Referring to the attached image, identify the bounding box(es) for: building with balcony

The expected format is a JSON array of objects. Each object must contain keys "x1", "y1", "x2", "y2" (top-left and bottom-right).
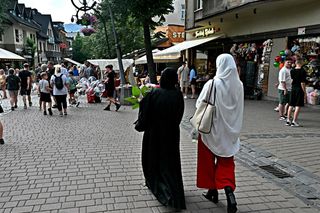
[
  {"x1": 32, "y1": 10, "x2": 62, "y2": 64},
  {"x1": 0, "y1": 1, "x2": 41, "y2": 65},
  {"x1": 183, "y1": 0, "x2": 320, "y2": 99}
]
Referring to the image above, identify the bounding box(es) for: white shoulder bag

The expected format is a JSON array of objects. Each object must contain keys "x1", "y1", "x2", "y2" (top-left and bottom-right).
[{"x1": 190, "y1": 81, "x2": 216, "y2": 134}]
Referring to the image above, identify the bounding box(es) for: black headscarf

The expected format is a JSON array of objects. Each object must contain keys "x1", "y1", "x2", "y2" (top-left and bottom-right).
[{"x1": 160, "y1": 68, "x2": 178, "y2": 90}]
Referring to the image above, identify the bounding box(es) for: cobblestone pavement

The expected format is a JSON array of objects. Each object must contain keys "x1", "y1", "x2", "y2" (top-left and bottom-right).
[{"x1": 0, "y1": 95, "x2": 319, "y2": 213}]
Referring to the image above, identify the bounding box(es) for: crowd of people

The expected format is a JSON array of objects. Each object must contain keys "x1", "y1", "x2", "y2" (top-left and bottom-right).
[{"x1": 0, "y1": 61, "x2": 121, "y2": 145}]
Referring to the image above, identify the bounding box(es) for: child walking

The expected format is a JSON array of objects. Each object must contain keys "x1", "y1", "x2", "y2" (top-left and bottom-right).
[
  {"x1": 67, "y1": 71, "x2": 78, "y2": 105},
  {"x1": 38, "y1": 72, "x2": 53, "y2": 115}
]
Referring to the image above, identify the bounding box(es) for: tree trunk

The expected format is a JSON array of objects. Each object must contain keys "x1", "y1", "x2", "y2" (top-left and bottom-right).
[
  {"x1": 102, "y1": 20, "x2": 112, "y2": 58},
  {"x1": 142, "y1": 21, "x2": 157, "y2": 84}
]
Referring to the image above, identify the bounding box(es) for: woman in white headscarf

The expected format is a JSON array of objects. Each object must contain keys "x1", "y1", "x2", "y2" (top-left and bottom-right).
[{"x1": 196, "y1": 53, "x2": 243, "y2": 213}]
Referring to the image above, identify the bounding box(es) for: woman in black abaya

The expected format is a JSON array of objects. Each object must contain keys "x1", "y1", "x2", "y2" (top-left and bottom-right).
[{"x1": 136, "y1": 68, "x2": 186, "y2": 210}]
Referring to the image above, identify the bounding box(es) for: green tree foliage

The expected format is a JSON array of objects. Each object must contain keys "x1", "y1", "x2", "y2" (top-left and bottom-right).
[
  {"x1": 0, "y1": 0, "x2": 9, "y2": 33},
  {"x1": 24, "y1": 38, "x2": 37, "y2": 67},
  {"x1": 103, "y1": 0, "x2": 174, "y2": 83},
  {"x1": 72, "y1": 33, "x2": 93, "y2": 63},
  {"x1": 92, "y1": 1, "x2": 145, "y2": 59}
]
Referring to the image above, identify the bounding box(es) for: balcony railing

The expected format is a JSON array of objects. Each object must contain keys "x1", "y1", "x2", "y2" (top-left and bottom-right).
[{"x1": 45, "y1": 50, "x2": 62, "y2": 58}]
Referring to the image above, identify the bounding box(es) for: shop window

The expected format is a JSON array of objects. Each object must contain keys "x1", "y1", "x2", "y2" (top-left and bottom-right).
[
  {"x1": 15, "y1": 29, "x2": 20, "y2": 43},
  {"x1": 181, "y1": 4, "x2": 185, "y2": 20}
]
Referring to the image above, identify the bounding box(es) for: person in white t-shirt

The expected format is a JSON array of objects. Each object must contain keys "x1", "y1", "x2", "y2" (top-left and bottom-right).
[
  {"x1": 177, "y1": 61, "x2": 189, "y2": 99},
  {"x1": 50, "y1": 66, "x2": 69, "y2": 117},
  {"x1": 60, "y1": 63, "x2": 69, "y2": 77},
  {"x1": 277, "y1": 58, "x2": 292, "y2": 120}
]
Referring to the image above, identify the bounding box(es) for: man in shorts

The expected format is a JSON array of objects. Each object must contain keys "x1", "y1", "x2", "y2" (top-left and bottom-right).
[
  {"x1": 278, "y1": 58, "x2": 292, "y2": 120},
  {"x1": 6, "y1": 68, "x2": 20, "y2": 110},
  {"x1": 177, "y1": 61, "x2": 189, "y2": 99},
  {"x1": 19, "y1": 63, "x2": 32, "y2": 109}
]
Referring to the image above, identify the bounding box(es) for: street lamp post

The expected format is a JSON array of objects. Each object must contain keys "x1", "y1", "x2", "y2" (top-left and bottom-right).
[{"x1": 70, "y1": 0, "x2": 127, "y2": 103}]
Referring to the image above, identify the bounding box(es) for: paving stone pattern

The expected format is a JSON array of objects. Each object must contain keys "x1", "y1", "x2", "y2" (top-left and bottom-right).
[{"x1": 0, "y1": 96, "x2": 319, "y2": 212}]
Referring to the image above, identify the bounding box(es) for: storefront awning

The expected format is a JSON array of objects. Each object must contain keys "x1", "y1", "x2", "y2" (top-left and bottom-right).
[
  {"x1": 154, "y1": 35, "x2": 223, "y2": 58},
  {"x1": 87, "y1": 59, "x2": 134, "y2": 72},
  {"x1": 135, "y1": 49, "x2": 180, "y2": 65},
  {"x1": 63, "y1": 58, "x2": 82, "y2": 66},
  {"x1": 0, "y1": 48, "x2": 25, "y2": 61}
]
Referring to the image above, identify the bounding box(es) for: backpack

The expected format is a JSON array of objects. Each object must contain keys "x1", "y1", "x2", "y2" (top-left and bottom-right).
[{"x1": 54, "y1": 74, "x2": 64, "y2": 90}]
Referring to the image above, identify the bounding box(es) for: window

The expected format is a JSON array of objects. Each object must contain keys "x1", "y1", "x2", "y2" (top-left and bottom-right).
[
  {"x1": 181, "y1": 4, "x2": 185, "y2": 20},
  {"x1": 196, "y1": 0, "x2": 203, "y2": 10},
  {"x1": 15, "y1": 29, "x2": 19, "y2": 42}
]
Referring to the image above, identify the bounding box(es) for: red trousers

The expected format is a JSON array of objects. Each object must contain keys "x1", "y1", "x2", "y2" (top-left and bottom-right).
[{"x1": 197, "y1": 135, "x2": 236, "y2": 191}]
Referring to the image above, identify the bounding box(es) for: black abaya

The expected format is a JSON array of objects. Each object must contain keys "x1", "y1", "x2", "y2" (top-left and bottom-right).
[{"x1": 138, "y1": 88, "x2": 186, "y2": 210}]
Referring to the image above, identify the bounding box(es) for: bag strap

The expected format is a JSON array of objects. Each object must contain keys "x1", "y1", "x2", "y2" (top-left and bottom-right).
[{"x1": 206, "y1": 80, "x2": 216, "y2": 105}]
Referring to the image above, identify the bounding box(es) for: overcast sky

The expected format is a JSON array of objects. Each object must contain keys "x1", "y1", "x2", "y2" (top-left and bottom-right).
[{"x1": 19, "y1": 0, "x2": 89, "y2": 24}]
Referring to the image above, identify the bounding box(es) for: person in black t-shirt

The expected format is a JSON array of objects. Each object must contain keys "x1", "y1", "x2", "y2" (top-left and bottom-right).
[
  {"x1": 6, "y1": 68, "x2": 21, "y2": 110},
  {"x1": 18, "y1": 63, "x2": 32, "y2": 109},
  {"x1": 103, "y1": 65, "x2": 121, "y2": 111},
  {"x1": 286, "y1": 59, "x2": 307, "y2": 127}
]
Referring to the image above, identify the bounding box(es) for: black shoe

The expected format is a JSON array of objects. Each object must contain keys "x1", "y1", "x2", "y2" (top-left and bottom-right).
[
  {"x1": 202, "y1": 189, "x2": 218, "y2": 204},
  {"x1": 225, "y1": 186, "x2": 237, "y2": 213},
  {"x1": 14, "y1": 105, "x2": 18, "y2": 108},
  {"x1": 0, "y1": 138, "x2": 4, "y2": 144},
  {"x1": 11, "y1": 107, "x2": 14, "y2": 111},
  {"x1": 43, "y1": 111, "x2": 47, "y2": 115},
  {"x1": 104, "y1": 105, "x2": 110, "y2": 111},
  {"x1": 52, "y1": 104, "x2": 57, "y2": 108},
  {"x1": 48, "y1": 108, "x2": 53, "y2": 116},
  {"x1": 29, "y1": 102, "x2": 32, "y2": 107},
  {"x1": 76, "y1": 102, "x2": 80, "y2": 107},
  {"x1": 115, "y1": 103, "x2": 121, "y2": 111}
]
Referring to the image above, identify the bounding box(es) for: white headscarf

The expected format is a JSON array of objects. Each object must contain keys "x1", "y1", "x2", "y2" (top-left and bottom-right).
[{"x1": 196, "y1": 53, "x2": 244, "y2": 157}]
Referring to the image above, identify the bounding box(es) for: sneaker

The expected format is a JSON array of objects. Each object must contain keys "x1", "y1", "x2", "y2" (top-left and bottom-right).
[
  {"x1": 48, "y1": 108, "x2": 53, "y2": 116},
  {"x1": 279, "y1": 116, "x2": 286, "y2": 121},
  {"x1": 59, "y1": 112, "x2": 63, "y2": 117},
  {"x1": 0, "y1": 138, "x2": 4, "y2": 144},
  {"x1": 64, "y1": 112, "x2": 67, "y2": 116},
  {"x1": 115, "y1": 103, "x2": 121, "y2": 112},
  {"x1": 291, "y1": 121, "x2": 300, "y2": 127},
  {"x1": 184, "y1": 96, "x2": 188, "y2": 99},
  {"x1": 43, "y1": 111, "x2": 47, "y2": 115},
  {"x1": 285, "y1": 120, "x2": 291, "y2": 126},
  {"x1": 24, "y1": 104, "x2": 27, "y2": 109},
  {"x1": 274, "y1": 106, "x2": 279, "y2": 112},
  {"x1": 29, "y1": 102, "x2": 32, "y2": 107}
]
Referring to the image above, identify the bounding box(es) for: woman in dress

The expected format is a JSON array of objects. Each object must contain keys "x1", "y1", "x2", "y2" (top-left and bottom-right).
[
  {"x1": 196, "y1": 54, "x2": 244, "y2": 213},
  {"x1": 136, "y1": 68, "x2": 186, "y2": 210}
]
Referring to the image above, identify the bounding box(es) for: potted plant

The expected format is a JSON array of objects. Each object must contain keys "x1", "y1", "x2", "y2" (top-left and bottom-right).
[{"x1": 80, "y1": 27, "x2": 96, "y2": 36}]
